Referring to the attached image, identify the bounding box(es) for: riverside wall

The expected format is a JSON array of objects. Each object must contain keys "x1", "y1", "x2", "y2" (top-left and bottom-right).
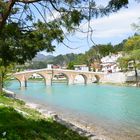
[{"x1": 102, "y1": 72, "x2": 140, "y2": 84}]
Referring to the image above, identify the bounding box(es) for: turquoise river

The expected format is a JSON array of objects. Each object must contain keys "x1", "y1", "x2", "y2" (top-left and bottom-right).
[{"x1": 7, "y1": 81, "x2": 140, "y2": 140}]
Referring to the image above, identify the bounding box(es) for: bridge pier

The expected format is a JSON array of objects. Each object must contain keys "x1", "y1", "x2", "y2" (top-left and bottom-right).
[
  {"x1": 86, "y1": 76, "x2": 93, "y2": 84},
  {"x1": 45, "y1": 78, "x2": 52, "y2": 86},
  {"x1": 20, "y1": 81, "x2": 25, "y2": 87},
  {"x1": 68, "y1": 79, "x2": 74, "y2": 85},
  {"x1": 19, "y1": 80, "x2": 27, "y2": 87},
  {"x1": 14, "y1": 75, "x2": 27, "y2": 88},
  {"x1": 44, "y1": 74, "x2": 53, "y2": 86},
  {"x1": 86, "y1": 79, "x2": 93, "y2": 84},
  {"x1": 68, "y1": 75, "x2": 75, "y2": 85}
]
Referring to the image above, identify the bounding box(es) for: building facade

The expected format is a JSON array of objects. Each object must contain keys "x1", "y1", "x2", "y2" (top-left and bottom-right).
[
  {"x1": 101, "y1": 53, "x2": 122, "y2": 73},
  {"x1": 74, "y1": 65, "x2": 89, "y2": 71}
]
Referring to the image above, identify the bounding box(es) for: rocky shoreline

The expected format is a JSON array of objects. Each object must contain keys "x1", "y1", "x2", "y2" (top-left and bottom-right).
[{"x1": 23, "y1": 101, "x2": 107, "y2": 140}]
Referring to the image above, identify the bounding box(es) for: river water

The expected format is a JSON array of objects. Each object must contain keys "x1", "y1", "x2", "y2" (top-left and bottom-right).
[{"x1": 6, "y1": 81, "x2": 140, "y2": 140}]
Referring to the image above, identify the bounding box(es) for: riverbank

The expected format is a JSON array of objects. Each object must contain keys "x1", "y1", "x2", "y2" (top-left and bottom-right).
[
  {"x1": 0, "y1": 93, "x2": 88, "y2": 140},
  {"x1": 13, "y1": 88, "x2": 140, "y2": 140},
  {"x1": 0, "y1": 90, "x2": 107, "y2": 140},
  {"x1": 100, "y1": 81, "x2": 139, "y2": 87},
  {"x1": 15, "y1": 94, "x2": 107, "y2": 140},
  {"x1": 15, "y1": 94, "x2": 140, "y2": 140}
]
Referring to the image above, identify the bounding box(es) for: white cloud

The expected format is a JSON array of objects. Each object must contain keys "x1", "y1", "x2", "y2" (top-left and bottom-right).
[
  {"x1": 76, "y1": 4, "x2": 140, "y2": 39},
  {"x1": 47, "y1": 10, "x2": 61, "y2": 22},
  {"x1": 94, "y1": 28, "x2": 131, "y2": 38},
  {"x1": 41, "y1": 2, "x2": 140, "y2": 55}
]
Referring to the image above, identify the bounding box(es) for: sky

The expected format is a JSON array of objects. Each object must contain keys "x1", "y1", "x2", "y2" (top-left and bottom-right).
[{"x1": 40, "y1": 1, "x2": 140, "y2": 56}]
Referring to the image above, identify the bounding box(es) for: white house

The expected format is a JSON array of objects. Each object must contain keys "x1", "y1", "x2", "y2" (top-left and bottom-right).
[
  {"x1": 30, "y1": 73, "x2": 42, "y2": 79},
  {"x1": 74, "y1": 65, "x2": 89, "y2": 71},
  {"x1": 101, "y1": 53, "x2": 122, "y2": 73},
  {"x1": 47, "y1": 64, "x2": 53, "y2": 69}
]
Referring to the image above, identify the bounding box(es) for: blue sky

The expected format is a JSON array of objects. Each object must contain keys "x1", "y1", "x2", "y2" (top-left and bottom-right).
[{"x1": 40, "y1": 1, "x2": 140, "y2": 56}]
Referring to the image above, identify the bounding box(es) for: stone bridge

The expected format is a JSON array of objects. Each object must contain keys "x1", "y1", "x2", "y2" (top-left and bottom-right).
[{"x1": 13, "y1": 68, "x2": 105, "y2": 87}]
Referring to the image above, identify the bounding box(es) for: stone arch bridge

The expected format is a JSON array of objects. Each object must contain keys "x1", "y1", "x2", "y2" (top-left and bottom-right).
[{"x1": 13, "y1": 68, "x2": 105, "y2": 87}]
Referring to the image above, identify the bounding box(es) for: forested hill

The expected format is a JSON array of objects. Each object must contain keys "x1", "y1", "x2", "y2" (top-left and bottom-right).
[
  {"x1": 27, "y1": 36, "x2": 133, "y2": 69},
  {"x1": 28, "y1": 53, "x2": 78, "y2": 69},
  {"x1": 32, "y1": 54, "x2": 54, "y2": 62}
]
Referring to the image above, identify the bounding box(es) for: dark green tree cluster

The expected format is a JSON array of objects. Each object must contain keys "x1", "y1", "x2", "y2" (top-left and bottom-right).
[
  {"x1": 0, "y1": 22, "x2": 63, "y2": 66},
  {"x1": 67, "y1": 62, "x2": 75, "y2": 70}
]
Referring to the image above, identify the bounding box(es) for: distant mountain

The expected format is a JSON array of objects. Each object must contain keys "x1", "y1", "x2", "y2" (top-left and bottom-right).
[
  {"x1": 46, "y1": 55, "x2": 54, "y2": 59},
  {"x1": 32, "y1": 53, "x2": 54, "y2": 62}
]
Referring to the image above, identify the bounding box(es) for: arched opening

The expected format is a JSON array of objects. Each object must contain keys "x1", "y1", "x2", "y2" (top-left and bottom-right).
[
  {"x1": 15, "y1": 77, "x2": 22, "y2": 87},
  {"x1": 52, "y1": 73, "x2": 68, "y2": 84},
  {"x1": 74, "y1": 74, "x2": 87, "y2": 84},
  {"x1": 5, "y1": 76, "x2": 21, "y2": 89},
  {"x1": 26, "y1": 73, "x2": 46, "y2": 86}
]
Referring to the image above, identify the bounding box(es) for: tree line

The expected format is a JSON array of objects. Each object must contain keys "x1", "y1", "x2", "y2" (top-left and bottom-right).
[{"x1": 26, "y1": 34, "x2": 137, "y2": 70}]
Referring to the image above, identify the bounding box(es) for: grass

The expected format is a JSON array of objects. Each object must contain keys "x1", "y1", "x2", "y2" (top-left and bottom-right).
[{"x1": 0, "y1": 95, "x2": 87, "y2": 140}]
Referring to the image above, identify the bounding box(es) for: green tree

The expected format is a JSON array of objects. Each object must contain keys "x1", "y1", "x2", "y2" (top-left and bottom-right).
[
  {"x1": 53, "y1": 55, "x2": 65, "y2": 66},
  {"x1": 0, "y1": 63, "x2": 14, "y2": 93},
  {"x1": 96, "y1": 44, "x2": 114, "y2": 57},
  {"x1": 52, "y1": 53, "x2": 78, "y2": 66},
  {"x1": 73, "y1": 54, "x2": 87, "y2": 65},
  {"x1": 73, "y1": 44, "x2": 114, "y2": 70},
  {"x1": 0, "y1": 21, "x2": 63, "y2": 93},
  {"x1": 27, "y1": 61, "x2": 47, "y2": 69},
  {"x1": 118, "y1": 35, "x2": 140, "y2": 86},
  {"x1": 67, "y1": 62, "x2": 74, "y2": 70},
  {"x1": 113, "y1": 39, "x2": 127, "y2": 53}
]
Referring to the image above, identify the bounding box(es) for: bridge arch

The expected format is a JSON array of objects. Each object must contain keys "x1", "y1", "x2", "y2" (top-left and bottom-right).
[
  {"x1": 25, "y1": 72, "x2": 46, "y2": 80},
  {"x1": 25, "y1": 72, "x2": 46, "y2": 86},
  {"x1": 13, "y1": 77, "x2": 23, "y2": 87},
  {"x1": 52, "y1": 72, "x2": 69, "y2": 84},
  {"x1": 74, "y1": 74, "x2": 88, "y2": 84}
]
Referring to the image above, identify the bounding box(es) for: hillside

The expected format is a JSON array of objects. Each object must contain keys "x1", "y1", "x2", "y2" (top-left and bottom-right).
[
  {"x1": 27, "y1": 37, "x2": 127, "y2": 69},
  {"x1": 32, "y1": 53, "x2": 54, "y2": 62}
]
